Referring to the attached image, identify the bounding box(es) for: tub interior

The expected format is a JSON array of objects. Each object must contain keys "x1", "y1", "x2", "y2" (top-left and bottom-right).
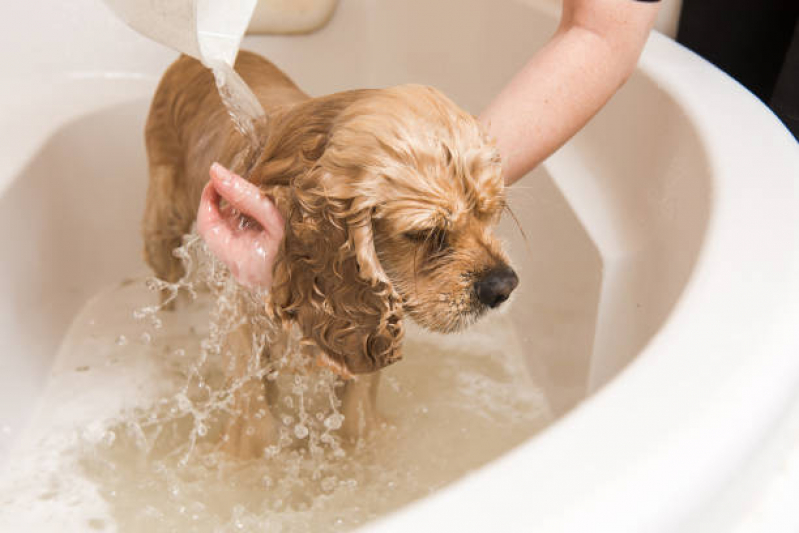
[{"x1": 0, "y1": 0, "x2": 710, "y2": 512}]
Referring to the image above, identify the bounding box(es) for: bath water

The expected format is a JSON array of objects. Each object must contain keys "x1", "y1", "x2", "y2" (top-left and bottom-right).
[
  {"x1": 207, "y1": 60, "x2": 267, "y2": 149},
  {"x1": 0, "y1": 237, "x2": 551, "y2": 532}
]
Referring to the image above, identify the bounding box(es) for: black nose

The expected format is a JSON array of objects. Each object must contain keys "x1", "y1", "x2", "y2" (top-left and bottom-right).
[{"x1": 474, "y1": 266, "x2": 519, "y2": 308}]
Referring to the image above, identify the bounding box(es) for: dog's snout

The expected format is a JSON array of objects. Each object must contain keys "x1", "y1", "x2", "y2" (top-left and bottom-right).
[{"x1": 474, "y1": 266, "x2": 519, "y2": 308}]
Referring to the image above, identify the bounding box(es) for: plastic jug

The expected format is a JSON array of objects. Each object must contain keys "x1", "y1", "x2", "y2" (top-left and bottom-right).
[{"x1": 102, "y1": 0, "x2": 258, "y2": 67}]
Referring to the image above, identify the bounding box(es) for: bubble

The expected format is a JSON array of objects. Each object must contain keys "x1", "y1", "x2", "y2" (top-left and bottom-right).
[
  {"x1": 102, "y1": 430, "x2": 116, "y2": 446},
  {"x1": 115, "y1": 335, "x2": 128, "y2": 346},
  {"x1": 176, "y1": 395, "x2": 191, "y2": 412},
  {"x1": 320, "y1": 477, "x2": 337, "y2": 492},
  {"x1": 263, "y1": 445, "x2": 280, "y2": 459},
  {"x1": 324, "y1": 414, "x2": 344, "y2": 431},
  {"x1": 293, "y1": 424, "x2": 309, "y2": 439}
]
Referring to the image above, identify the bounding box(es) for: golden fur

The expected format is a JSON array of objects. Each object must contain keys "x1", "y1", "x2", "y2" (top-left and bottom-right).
[{"x1": 143, "y1": 51, "x2": 514, "y2": 450}]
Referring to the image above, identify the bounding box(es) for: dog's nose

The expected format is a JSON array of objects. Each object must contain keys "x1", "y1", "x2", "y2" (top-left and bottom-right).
[{"x1": 474, "y1": 266, "x2": 519, "y2": 308}]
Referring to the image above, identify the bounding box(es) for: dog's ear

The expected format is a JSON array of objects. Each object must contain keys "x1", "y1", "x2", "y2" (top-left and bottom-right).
[{"x1": 270, "y1": 168, "x2": 404, "y2": 375}]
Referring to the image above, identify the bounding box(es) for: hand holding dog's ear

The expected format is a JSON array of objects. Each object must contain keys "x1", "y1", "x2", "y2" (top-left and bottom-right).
[{"x1": 197, "y1": 163, "x2": 285, "y2": 289}]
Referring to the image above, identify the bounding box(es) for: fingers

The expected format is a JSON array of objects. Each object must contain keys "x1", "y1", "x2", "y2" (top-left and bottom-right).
[
  {"x1": 209, "y1": 163, "x2": 284, "y2": 235},
  {"x1": 197, "y1": 181, "x2": 221, "y2": 234},
  {"x1": 196, "y1": 180, "x2": 233, "y2": 253}
]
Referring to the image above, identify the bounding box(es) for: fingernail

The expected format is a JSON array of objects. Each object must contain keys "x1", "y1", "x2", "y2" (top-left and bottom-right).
[{"x1": 211, "y1": 162, "x2": 232, "y2": 184}]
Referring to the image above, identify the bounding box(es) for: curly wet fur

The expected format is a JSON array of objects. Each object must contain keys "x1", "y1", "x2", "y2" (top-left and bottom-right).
[{"x1": 144, "y1": 51, "x2": 511, "y2": 377}]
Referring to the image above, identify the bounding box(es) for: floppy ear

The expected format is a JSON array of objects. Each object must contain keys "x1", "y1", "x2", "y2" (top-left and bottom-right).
[{"x1": 270, "y1": 169, "x2": 404, "y2": 375}]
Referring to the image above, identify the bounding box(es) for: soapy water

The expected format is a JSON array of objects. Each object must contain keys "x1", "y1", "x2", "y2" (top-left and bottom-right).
[{"x1": 0, "y1": 236, "x2": 551, "y2": 532}]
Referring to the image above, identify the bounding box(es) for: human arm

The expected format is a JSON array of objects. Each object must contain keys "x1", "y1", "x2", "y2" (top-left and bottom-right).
[{"x1": 479, "y1": 0, "x2": 661, "y2": 184}]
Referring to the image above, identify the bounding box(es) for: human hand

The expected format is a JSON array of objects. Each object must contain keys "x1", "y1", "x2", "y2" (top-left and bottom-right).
[{"x1": 196, "y1": 162, "x2": 285, "y2": 289}]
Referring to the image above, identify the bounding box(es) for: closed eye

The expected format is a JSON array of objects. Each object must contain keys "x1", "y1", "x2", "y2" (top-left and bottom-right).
[{"x1": 403, "y1": 228, "x2": 450, "y2": 254}]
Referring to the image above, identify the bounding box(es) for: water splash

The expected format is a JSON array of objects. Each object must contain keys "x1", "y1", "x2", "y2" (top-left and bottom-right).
[
  {"x1": 206, "y1": 60, "x2": 267, "y2": 149},
  {"x1": 0, "y1": 235, "x2": 551, "y2": 533},
  {"x1": 129, "y1": 234, "x2": 349, "y2": 468}
]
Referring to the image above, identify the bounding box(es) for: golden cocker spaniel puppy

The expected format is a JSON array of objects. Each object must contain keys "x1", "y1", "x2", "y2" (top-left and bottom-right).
[{"x1": 143, "y1": 51, "x2": 518, "y2": 453}]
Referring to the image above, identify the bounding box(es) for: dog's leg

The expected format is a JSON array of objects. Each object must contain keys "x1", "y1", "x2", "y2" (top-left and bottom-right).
[
  {"x1": 219, "y1": 323, "x2": 277, "y2": 459},
  {"x1": 340, "y1": 371, "x2": 382, "y2": 442},
  {"x1": 143, "y1": 163, "x2": 197, "y2": 306}
]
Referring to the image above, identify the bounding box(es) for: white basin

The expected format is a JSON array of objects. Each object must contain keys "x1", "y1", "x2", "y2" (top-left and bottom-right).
[{"x1": 2, "y1": 0, "x2": 799, "y2": 531}]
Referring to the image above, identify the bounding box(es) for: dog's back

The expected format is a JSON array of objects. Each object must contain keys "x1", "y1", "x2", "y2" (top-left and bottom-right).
[{"x1": 143, "y1": 51, "x2": 306, "y2": 282}]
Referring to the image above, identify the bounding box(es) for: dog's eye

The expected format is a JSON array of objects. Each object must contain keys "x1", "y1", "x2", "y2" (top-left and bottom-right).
[
  {"x1": 403, "y1": 230, "x2": 430, "y2": 243},
  {"x1": 403, "y1": 228, "x2": 450, "y2": 254}
]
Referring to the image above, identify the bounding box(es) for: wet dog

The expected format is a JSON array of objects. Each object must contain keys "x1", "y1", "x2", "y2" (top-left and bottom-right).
[{"x1": 143, "y1": 51, "x2": 518, "y2": 456}]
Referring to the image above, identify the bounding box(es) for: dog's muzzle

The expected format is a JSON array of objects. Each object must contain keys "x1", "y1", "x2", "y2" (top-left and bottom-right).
[{"x1": 474, "y1": 266, "x2": 519, "y2": 308}]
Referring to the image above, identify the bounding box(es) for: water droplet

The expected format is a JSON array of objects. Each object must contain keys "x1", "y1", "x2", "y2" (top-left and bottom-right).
[
  {"x1": 324, "y1": 414, "x2": 344, "y2": 430},
  {"x1": 294, "y1": 424, "x2": 309, "y2": 439},
  {"x1": 264, "y1": 445, "x2": 280, "y2": 458},
  {"x1": 102, "y1": 430, "x2": 116, "y2": 446}
]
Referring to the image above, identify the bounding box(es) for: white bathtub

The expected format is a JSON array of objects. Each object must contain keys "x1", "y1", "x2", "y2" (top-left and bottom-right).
[{"x1": 2, "y1": 0, "x2": 799, "y2": 531}]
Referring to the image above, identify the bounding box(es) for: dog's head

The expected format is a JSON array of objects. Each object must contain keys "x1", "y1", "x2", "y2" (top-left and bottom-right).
[{"x1": 251, "y1": 85, "x2": 517, "y2": 375}]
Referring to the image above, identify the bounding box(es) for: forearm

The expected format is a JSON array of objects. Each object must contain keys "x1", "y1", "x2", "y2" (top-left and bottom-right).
[{"x1": 480, "y1": 0, "x2": 660, "y2": 184}]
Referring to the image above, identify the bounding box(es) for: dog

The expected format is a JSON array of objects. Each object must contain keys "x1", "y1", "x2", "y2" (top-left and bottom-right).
[{"x1": 143, "y1": 51, "x2": 519, "y2": 457}]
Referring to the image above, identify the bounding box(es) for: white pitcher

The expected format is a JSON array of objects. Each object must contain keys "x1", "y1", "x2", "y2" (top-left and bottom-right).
[{"x1": 102, "y1": 0, "x2": 258, "y2": 67}]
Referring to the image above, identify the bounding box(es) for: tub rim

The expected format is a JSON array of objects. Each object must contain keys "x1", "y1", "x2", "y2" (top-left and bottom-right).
[{"x1": 367, "y1": 29, "x2": 799, "y2": 533}]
